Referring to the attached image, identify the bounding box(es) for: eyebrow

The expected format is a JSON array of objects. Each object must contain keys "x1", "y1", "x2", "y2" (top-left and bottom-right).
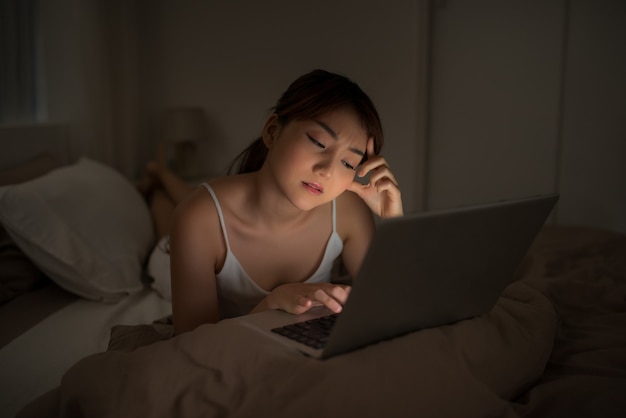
[{"x1": 314, "y1": 120, "x2": 365, "y2": 157}]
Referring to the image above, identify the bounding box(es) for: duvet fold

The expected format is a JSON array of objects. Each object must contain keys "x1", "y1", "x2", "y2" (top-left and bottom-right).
[{"x1": 19, "y1": 280, "x2": 557, "y2": 418}]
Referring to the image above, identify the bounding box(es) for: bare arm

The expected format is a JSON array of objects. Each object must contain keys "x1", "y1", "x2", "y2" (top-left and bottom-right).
[
  {"x1": 342, "y1": 137, "x2": 403, "y2": 278},
  {"x1": 169, "y1": 190, "x2": 221, "y2": 334},
  {"x1": 338, "y1": 191, "x2": 376, "y2": 280}
]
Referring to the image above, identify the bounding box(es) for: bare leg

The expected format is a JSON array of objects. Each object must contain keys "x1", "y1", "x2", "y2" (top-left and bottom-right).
[{"x1": 146, "y1": 162, "x2": 192, "y2": 205}]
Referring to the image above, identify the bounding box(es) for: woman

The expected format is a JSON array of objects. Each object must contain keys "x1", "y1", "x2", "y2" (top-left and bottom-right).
[{"x1": 144, "y1": 69, "x2": 403, "y2": 334}]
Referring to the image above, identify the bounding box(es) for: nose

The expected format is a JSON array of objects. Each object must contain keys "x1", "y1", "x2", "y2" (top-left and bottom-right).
[{"x1": 313, "y1": 156, "x2": 334, "y2": 178}]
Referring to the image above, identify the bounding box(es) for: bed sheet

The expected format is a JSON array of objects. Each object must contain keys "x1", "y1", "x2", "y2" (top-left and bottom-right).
[
  {"x1": 0, "y1": 283, "x2": 77, "y2": 349},
  {"x1": 0, "y1": 287, "x2": 171, "y2": 418}
]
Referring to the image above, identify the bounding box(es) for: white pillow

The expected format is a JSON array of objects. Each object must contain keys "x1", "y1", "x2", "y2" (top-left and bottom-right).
[{"x1": 0, "y1": 157, "x2": 155, "y2": 302}]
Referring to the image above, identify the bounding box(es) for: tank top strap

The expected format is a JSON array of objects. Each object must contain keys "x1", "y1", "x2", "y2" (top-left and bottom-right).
[
  {"x1": 331, "y1": 199, "x2": 337, "y2": 232},
  {"x1": 201, "y1": 183, "x2": 335, "y2": 253},
  {"x1": 201, "y1": 183, "x2": 232, "y2": 251}
]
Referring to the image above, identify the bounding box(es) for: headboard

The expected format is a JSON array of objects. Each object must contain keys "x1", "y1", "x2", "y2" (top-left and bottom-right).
[{"x1": 0, "y1": 124, "x2": 71, "y2": 170}]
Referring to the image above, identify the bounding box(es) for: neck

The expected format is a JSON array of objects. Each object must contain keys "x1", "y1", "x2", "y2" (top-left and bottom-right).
[{"x1": 245, "y1": 169, "x2": 311, "y2": 230}]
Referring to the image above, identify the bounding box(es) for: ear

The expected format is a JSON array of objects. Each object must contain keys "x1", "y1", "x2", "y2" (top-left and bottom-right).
[{"x1": 262, "y1": 113, "x2": 280, "y2": 148}]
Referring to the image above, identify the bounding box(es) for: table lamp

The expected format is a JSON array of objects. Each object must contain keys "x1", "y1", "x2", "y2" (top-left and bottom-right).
[{"x1": 159, "y1": 106, "x2": 208, "y2": 179}]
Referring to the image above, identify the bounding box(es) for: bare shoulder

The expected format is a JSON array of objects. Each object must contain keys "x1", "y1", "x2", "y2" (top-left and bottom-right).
[
  {"x1": 169, "y1": 182, "x2": 225, "y2": 330},
  {"x1": 172, "y1": 175, "x2": 243, "y2": 226},
  {"x1": 170, "y1": 174, "x2": 250, "y2": 244},
  {"x1": 172, "y1": 183, "x2": 218, "y2": 230},
  {"x1": 336, "y1": 191, "x2": 375, "y2": 279},
  {"x1": 170, "y1": 181, "x2": 227, "y2": 268}
]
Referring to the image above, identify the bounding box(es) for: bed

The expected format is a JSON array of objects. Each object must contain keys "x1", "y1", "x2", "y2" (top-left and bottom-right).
[
  {"x1": 0, "y1": 126, "x2": 172, "y2": 418},
  {"x1": 3, "y1": 127, "x2": 626, "y2": 418}
]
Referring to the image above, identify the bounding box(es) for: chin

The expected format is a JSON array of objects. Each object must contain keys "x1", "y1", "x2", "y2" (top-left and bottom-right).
[
  {"x1": 290, "y1": 198, "x2": 320, "y2": 212},
  {"x1": 289, "y1": 193, "x2": 332, "y2": 212}
]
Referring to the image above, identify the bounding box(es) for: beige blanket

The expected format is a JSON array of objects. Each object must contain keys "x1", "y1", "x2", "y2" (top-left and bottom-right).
[
  {"x1": 18, "y1": 226, "x2": 626, "y2": 418},
  {"x1": 19, "y1": 285, "x2": 556, "y2": 417},
  {"x1": 512, "y1": 226, "x2": 626, "y2": 417}
]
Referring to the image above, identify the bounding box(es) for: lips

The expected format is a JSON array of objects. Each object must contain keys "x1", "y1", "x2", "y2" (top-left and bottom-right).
[{"x1": 302, "y1": 181, "x2": 323, "y2": 195}]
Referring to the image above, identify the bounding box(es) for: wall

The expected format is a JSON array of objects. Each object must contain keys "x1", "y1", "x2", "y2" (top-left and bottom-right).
[
  {"x1": 136, "y1": 0, "x2": 424, "y2": 211},
  {"x1": 38, "y1": 0, "x2": 142, "y2": 177},
  {"x1": 36, "y1": 0, "x2": 625, "y2": 231},
  {"x1": 39, "y1": 0, "x2": 114, "y2": 164},
  {"x1": 557, "y1": 0, "x2": 626, "y2": 233},
  {"x1": 427, "y1": 0, "x2": 626, "y2": 233},
  {"x1": 427, "y1": 0, "x2": 564, "y2": 208}
]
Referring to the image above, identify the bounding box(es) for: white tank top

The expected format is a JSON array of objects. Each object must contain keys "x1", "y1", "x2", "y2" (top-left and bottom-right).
[{"x1": 202, "y1": 183, "x2": 343, "y2": 319}]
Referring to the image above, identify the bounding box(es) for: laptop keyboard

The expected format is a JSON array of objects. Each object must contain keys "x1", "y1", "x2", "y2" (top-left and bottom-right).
[{"x1": 271, "y1": 313, "x2": 339, "y2": 349}]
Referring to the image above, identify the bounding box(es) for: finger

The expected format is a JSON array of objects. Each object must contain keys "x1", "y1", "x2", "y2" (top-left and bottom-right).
[
  {"x1": 355, "y1": 138, "x2": 377, "y2": 177},
  {"x1": 327, "y1": 285, "x2": 351, "y2": 305},
  {"x1": 312, "y1": 289, "x2": 343, "y2": 313},
  {"x1": 358, "y1": 155, "x2": 387, "y2": 178},
  {"x1": 371, "y1": 180, "x2": 404, "y2": 217},
  {"x1": 289, "y1": 296, "x2": 313, "y2": 314},
  {"x1": 361, "y1": 156, "x2": 398, "y2": 185},
  {"x1": 347, "y1": 179, "x2": 368, "y2": 196},
  {"x1": 367, "y1": 137, "x2": 375, "y2": 159},
  {"x1": 373, "y1": 178, "x2": 401, "y2": 197},
  {"x1": 297, "y1": 295, "x2": 312, "y2": 307},
  {"x1": 369, "y1": 167, "x2": 400, "y2": 189}
]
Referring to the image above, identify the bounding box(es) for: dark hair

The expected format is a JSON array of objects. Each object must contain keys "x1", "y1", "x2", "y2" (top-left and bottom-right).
[{"x1": 228, "y1": 69, "x2": 384, "y2": 174}]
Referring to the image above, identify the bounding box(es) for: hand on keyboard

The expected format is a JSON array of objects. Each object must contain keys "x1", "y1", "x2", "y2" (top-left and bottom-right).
[{"x1": 261, "y1": 283, "x2": 351, "y2": 315}]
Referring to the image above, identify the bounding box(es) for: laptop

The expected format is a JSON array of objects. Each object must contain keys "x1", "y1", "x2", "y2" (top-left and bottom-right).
[{"x1": 231, "y1": 194, "x2": 559, "y2": 359}]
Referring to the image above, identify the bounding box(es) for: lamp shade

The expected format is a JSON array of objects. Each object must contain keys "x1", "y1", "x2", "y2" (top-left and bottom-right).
[{"x1": 161, "y1": 107, "x2": 208, "y2": 144}]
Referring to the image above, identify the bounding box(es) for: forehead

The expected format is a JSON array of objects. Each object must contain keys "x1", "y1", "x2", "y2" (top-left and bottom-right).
[{"x1": 302, "y1": 107, "x2": 368, "y2": 145}]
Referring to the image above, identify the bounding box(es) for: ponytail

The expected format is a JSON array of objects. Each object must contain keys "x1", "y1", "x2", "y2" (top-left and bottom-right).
[{"x1": 227, "y1": 137, "x2": 268, "y2": 175}]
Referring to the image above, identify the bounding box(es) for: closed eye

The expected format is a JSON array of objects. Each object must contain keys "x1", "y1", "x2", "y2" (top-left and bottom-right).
[
  {"x1": 342, "y1": 161, "x2": 356, "y2": 171},
  {"x1": 307, "y1": 134, "x2": 325, "y2": 149},
  {"x1": 307, "y1": 133, "x2": 355, "y2": 170}
]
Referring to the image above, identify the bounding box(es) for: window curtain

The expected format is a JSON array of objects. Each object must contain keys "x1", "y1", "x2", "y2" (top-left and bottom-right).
[{"x1": 0, "y1": 0, "x2": 40, "y2": 124}]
